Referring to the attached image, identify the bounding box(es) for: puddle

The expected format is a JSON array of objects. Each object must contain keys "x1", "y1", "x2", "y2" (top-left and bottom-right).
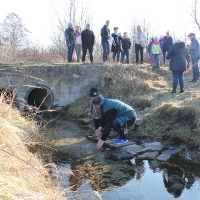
[{"x1": 49, "y1": 119, "x2": 200, "y2": 200}]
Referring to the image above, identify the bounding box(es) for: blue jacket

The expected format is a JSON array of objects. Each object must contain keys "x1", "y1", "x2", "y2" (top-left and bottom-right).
[
  {"x1": 166, "y1": 42, "x2": 189, "y2": 71},
  {"x1": 189, "y1": 37, "x2": 200, "y2": 59}
]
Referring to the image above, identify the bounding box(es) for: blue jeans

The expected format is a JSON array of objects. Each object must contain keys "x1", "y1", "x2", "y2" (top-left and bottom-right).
[
  {"x1": 102, "y1": 42, "x2": 109, "y2": 61},
  {"x1": 163, "y1": 50, "x2": 168, "y2": 64},
  {"x1": 68, "y1": 44, "x2": 75, "y2": 62},
  {"x1": 192, "y1": 57, "x2": 200, "y2": 80},
  {"x1": 172, "y1": 71, "x2": 184, "y2": 84},
  {"x1": 152, "y1": 54, "x2": 160, "y2": 68},
  {"x1": 121, "y1": 49, "x2": 130, "y2": 64}
]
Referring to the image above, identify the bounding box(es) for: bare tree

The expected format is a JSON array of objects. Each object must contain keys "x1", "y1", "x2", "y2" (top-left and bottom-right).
[
  {"x1": 188, "y1": 0, "x2": 200, "y2": 31},
  {"x1": 0, "y1": 13, "x2": 30, "y2": 52}
]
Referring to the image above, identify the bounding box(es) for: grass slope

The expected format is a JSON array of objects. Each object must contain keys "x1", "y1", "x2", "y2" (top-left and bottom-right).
[{"x1": 0, "y1": 99, "x2": 65, "y2": 200}]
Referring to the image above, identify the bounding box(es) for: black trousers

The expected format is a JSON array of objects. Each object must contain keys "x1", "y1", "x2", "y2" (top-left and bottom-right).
[
  {"x1": 94, "y1": 118, "x2": 102, "y2": 130},
  {"x1": 82, "y1": 44, "x2": 93, "y2": 62},
  {"x1": 112, "y1": 117, "x2": 136, "y2": 139},
  {"x1": 135, "y1": 44, "x2": 144, "y2": 63},
  {"x1": 113, "y1": 50, "x2": 120, "y2": 62}
]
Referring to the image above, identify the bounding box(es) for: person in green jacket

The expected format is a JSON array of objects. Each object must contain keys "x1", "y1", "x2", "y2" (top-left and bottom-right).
[
  {"x1": 150, "y1": 36, "x2": 162, "y2": 71},
  {"x1": 92, "y1": 96, "x2": 136, "y2": 149}
]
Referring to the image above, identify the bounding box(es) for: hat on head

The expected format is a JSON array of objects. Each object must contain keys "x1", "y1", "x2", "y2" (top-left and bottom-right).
[
  {"x1": 154, "y1": 36, "x2": 158, "y2": 40},
  {"x1": 90, "y1": 87, "x2": 99, "y2": 97},
  {"x1": 176, "y1": 38, "x2": 183, "y2": 43},
  {"x1": 86, "y1": 23, "x2": 90, "y2": 27},
  {"x1": 187, "y1": 33, "x2": 195, "y2": 37}
]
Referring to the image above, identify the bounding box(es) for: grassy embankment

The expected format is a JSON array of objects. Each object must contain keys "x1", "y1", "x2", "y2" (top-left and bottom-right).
[
  {"x1": 66, "y1": 63, "x2": 200, "y2": 158},
  {"x1": 0, "y1": 99, "x2": 65, "y2": 200}
]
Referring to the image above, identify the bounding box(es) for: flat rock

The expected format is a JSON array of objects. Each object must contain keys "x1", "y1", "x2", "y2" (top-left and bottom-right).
[
  {"x1": 109, "y1": 149, "x2": 135, "y2": 161},
  {"x1": 143, "y1": 142, "x2": 162, "y2": 151},
  {"x1": 157, "y1": 149, "x2": 179, "y2": 162},
  {"x1": 78, "y1": 118, "x2": 92, "y2": 125},
  {"x1": 157, "y1": 154, "x2": 171, "y2": 162},
  {"x1": 137, "y1": 151, "x2": 159, "y2": 160},
  {"x1": 122, "y1": 144, "x2": 146, "y2": 155},
  {"x1": 135, "y1": 117, "x2": 144, "y2": 126},
  {"x1": 186, "y1": 150, "x2": 197, "y2": 160}
]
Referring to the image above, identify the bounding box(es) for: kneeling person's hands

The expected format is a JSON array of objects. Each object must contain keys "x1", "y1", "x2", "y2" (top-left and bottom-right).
[{"x1": 96, "y1": 139, "x2": 104, "y2": 149}]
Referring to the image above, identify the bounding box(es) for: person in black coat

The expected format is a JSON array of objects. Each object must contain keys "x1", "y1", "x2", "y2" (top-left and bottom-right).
[
  {"x1": 121, "y1": 32, "x2": 131, "y2": 64},
  {"x1": 163, "y1": 31, "x2": 173, "y2": 65},
  {"x1": 166, "y1": 40, "x2": 190, "y2": 93},
  {"x1": 81, "y1": 23, "x2": 95, "y2": 63},
  {"x1": 101, "y1": 20, "x2": 111, "y2": 61},
  {"x1": 111, "y1": 27, "x2": 122, "y2": 63}
]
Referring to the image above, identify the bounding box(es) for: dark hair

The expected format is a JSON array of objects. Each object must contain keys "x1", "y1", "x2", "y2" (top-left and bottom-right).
[
  {"x1": 92, "y1": 96, "x2": 102, "y2": 105},
  {"x1": 114, "y1": 27, "x2": 118, "y2": 30}
]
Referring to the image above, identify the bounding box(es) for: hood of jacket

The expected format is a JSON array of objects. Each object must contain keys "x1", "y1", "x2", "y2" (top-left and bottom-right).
[{"x1": 175, "y1": 42, "x2": 185, "y2": 48}]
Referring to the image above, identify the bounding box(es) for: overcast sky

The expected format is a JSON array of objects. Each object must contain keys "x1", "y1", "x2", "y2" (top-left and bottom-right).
[{"x1": 0, "y1": 0, "x2": 199, "y2": 46}]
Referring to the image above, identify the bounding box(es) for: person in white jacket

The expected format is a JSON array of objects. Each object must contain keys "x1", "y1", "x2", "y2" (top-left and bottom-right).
[{"x1": 134, "y1": 26, "x2": 147, "y2": 64}]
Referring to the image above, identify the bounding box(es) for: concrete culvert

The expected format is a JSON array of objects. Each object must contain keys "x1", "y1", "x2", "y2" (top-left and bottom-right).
[{"x1": 26, "y1": 85, "x2": 54, "y2": 110}]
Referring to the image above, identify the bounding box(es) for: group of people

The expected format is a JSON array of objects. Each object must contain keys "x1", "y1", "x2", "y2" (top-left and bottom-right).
[{"x1": 65, "y1": 20, "x2": 147, "y2": 64}]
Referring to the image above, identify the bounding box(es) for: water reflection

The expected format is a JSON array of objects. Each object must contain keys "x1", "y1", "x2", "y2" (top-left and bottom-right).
[
  {"x1": 160, "y1": 165, "x2": 195, "y2": 198},
  {"x1": 55, "y1": 157, "x2": 200, "y2": 200}
]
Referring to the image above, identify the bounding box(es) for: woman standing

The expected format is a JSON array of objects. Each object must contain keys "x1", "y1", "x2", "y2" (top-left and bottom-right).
[
  {"x1": 65, "y1": 22, "x2": 76, "y2": 62},
  {"x1": 75, "y1": 26, "x2": 82, "y2": 62},
  {"x1": 166, "y1": 39, "x2": 190, "y2": 93},
  {"x1": 111, "y1": 27, "x2": 122, "y2": 64},
  {"x1": 134, "y1": 25, "x2": 147, "y2": 65}
]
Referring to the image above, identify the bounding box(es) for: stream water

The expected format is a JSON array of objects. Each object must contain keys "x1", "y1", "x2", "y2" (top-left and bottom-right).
[{"x1": 50, "y1": 119, "x2": 200, "y2": 200}]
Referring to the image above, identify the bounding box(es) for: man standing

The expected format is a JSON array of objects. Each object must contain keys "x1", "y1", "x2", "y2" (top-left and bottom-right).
[
  {"x1": 92, "y1": 96, "x2": 136, "y2": 149},
  {"x1": 101, "y1": 20, "x2": 111, "y2": 62},
  {"x1": 65, "y1": 22, "x2": 76, "y2": 62},
  {"x1": 163, "y1": 31, "x2": 173, "y2": 66},
  {"x1": 81, "y1": 23, "x2": 95, "y2": 63},
  {"x1": 134, "y1": 25, "x2": 147, "y2": 65},
  {"x1": 188, "y1": 33, "x2": 200, "y2": 83},
  {"x1": 121, "y1": 32, "x2": 131, "y2": 64}
]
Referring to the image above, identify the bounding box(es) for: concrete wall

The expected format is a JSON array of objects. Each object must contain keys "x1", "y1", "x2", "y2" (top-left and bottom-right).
[{"x1": 0, "y1": 65, "x2": 108, "y2": 109}]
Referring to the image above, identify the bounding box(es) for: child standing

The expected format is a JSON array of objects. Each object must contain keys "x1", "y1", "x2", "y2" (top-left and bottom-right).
[
  {"x1": 121, "y1": 32, "x2": 131, "y2": 64},
  {"x1": 88, "y1": 87, "x2": 103, "y2": 130},
  {"x1": 150, "y1": 37, "x2": 162, "y2": 70},
  {"x1": 148, "y1": 38, "x2": 154, "y2": 65}
]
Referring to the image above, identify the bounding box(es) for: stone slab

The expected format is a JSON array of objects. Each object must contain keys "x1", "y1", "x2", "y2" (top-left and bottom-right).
[
  {"x1": 137, "y1": 151, "x2": 159, "y2": 160},
  {"x1": 109, "y1": 149, "x2": 135, "y2": 161},
  {"x1": 122, "y1": 144, "x2": 146, "y2": 154},
  {"x1": 157, "y1": 149, "x2": 179, "y2": 162},
  {"x1": 143, "y1": 142, "x2": 162, "y2": 151}
]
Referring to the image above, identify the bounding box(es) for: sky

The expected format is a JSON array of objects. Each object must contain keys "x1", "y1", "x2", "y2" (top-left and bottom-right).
[{"x1": 0, "y1": 0, "x2": 199, "y2": 46}]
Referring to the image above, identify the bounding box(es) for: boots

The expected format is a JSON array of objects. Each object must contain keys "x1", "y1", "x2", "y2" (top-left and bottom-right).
[
  {"x1": 171, "y1": 83, "x2": 178, "y2": 93},
  {"x1": 179, "y1": 82, "x2": 184, "y2": 93}
]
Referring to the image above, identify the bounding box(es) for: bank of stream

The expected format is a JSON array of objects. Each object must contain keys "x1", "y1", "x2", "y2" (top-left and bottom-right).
[{"x1": 48, "y1": 118, "x2": 200, "y2": 200}]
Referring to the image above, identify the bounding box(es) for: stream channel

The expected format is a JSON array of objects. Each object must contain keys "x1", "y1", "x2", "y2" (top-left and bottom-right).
[{"x1": 49, "y1": 118, "x2": 200, "y2": 200}]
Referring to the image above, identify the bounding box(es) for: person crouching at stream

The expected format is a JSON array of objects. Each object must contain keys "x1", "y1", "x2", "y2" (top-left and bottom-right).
[
  {"x1": 88, "y1": 87, "x2": 104, "y2": 130},
  {"x1": 92, "y1": 96, "x2": 136, "y2": 149}
]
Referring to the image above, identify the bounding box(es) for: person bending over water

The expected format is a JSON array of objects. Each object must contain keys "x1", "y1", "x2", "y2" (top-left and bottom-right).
[{"x1": 92, "y1": 96, "x2": 136, "y2": 149}]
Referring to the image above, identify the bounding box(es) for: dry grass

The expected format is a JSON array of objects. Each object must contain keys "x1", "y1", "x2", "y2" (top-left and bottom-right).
[{"x1": 0, "y1": 98, "x2": 66, "y2": 200}]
